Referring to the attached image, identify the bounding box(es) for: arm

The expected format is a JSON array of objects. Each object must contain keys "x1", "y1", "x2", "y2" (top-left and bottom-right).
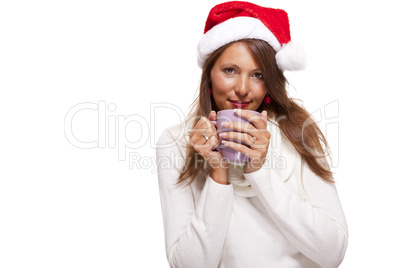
[
  {"x1": 156, "y1": 127, "x2": 234, "y2": 268},
  {"x1": 244, "y1": 159, "x2": 348, "y2": 268}
]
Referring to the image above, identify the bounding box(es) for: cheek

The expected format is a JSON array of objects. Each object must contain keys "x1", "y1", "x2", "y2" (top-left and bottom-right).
[
  {"x1": 211, "y1": 74, "x2": 233, "y2": 93},
  {"x1": 251, "y1": 82, "x2": 267, "y2": 95},
  {"x1": 254, "y1": 87, "x2": 268, "y2": 103},
  {"x1": 259, "y1": 89, "x2": 267, "y2": 98}
]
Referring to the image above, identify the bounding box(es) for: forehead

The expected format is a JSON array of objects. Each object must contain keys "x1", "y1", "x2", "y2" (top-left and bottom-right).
[{"x1": 215, "y1": 42, "x2": 259, "y2": 68}]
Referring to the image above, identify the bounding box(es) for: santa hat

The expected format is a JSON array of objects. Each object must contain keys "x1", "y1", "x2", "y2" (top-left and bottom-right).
[{"x1": 197, "y1": 1, "x2": 306, "y2": 71}]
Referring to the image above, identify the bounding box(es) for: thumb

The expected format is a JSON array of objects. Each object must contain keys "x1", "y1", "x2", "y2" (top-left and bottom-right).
[
  {"x1": 208, "y1": 110, "x2": 217, "y2": 121},
  {"x1": 261, "y1": 110, "x2": 268, "y2": 126}
]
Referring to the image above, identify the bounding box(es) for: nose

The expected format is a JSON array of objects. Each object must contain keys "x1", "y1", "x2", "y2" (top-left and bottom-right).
[{"x1": 234, "y1": 74, "x2": 250, "y2": 96}]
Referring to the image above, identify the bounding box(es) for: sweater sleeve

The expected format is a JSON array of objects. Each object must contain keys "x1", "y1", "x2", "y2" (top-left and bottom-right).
[
  {"x1": 244, "y1": 160, "x2": 348, "y2": 268},
  {"x1": 156, "y1": 127, "x2": 234, "y2": 268}
]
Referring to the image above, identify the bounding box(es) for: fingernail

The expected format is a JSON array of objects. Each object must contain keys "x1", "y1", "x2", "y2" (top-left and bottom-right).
[
  {"x1": 219, "y1": 132, "x2": 227, "y2": 137},
  {"x1": 222, "y1": 122, "x2": 229, "y2": 127},
  {"x1": 262, "y1": 110, "x2": 267, "y2": 115}
]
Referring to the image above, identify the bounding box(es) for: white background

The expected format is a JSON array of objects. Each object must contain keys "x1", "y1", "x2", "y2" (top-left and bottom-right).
[{"x1": 1, "y1": 0, "x2": 401, "y2": 267}]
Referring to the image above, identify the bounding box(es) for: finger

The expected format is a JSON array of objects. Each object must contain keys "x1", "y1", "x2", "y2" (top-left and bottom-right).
[
  {"x1": 220, "y1": 131, "x2": 268, "y2": 150},
  {"x1": 209, "y1": 135, "x2": 220, "y2": 150},
  {"x1": 198, "y1": 116, "x2": 210, "y2": 129},
  {"x1": 197, "y1": 135, "x2": 221, "y2": 162},
  {"x1": 191, "y1": 117, "x2": 212, "y2": 136},
  {"x1": 204, "y1": 127, "x2": 219, "y2": 147},
  {"x1": 221, "y1": 140, "x2": 253, "y2": 156},
  {"x1": 192, "y1": 124, "x2": 219, "y2": 151},
  {"x1": 219, "y1": 131, "x2": 253, "y2": 146},
  {"x1": 234, "y1": 109, "x2": 267, "y2": 130},
  {"x1": 199, "y1": 125, "x2": 216, "y2": 143},
  {"x1": 202, "y1": 116, "x2": 218, "y2": 133},
  {"x1": 196, "y1": 136, "x2": 219, "y2": 152},
  {"x1": 222, "y1": 121, "x2": 264, "y2": 139}
]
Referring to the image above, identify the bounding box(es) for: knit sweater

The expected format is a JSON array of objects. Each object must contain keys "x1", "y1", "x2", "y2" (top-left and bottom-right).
[{"x1": 156, "y1": 118, "x2": 348, "y2": 268}]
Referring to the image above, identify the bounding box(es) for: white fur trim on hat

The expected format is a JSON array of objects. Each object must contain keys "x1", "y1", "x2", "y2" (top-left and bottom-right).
[
  {"x1": 275, "y1": 41, "x2": 306, "y2": 71},
  {"x1": 197, "y1": 16, "x2": 306, "y2": 71},
  {"x1": 197, "y1": 17, "x2": 281, "y2": 68}
]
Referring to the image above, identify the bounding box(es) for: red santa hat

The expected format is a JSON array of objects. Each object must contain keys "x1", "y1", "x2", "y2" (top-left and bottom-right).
[{"x1": 197, "y1": 1, "x2": 306, "y2": 71}]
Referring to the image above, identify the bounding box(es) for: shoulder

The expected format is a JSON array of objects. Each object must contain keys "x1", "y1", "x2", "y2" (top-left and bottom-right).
[
  {"x1": 156, "y1": 117, "x2": 195, "y2": 153},
  {"x1": 157, "y1": 123, "x2": 185, "y2": 145}
]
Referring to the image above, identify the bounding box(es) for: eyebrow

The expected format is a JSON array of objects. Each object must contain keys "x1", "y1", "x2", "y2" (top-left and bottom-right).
[{"x1": 221, "y1": 63, "x2": 261, "y2": 72}]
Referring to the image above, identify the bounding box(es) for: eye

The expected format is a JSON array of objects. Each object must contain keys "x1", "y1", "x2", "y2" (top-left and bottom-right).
[
  {"x1": 223, "y1": 68, "x2": 236, "y2": 74},
  {"x1": 253, "y1": 72, "x2": 263, "y2": 79}
]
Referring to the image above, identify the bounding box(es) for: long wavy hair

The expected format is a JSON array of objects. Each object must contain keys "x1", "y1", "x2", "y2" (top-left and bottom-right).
[{"x1": 177, "y1": 39, "x2": 333, "y2": 186}]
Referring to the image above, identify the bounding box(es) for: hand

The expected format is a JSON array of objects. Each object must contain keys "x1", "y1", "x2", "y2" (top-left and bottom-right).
[
  {"x1": 189, "y1": 111, "x2": 229, "y2": 184},
  {"x1": 219, "y1": 109, "x2": 270, "y2": 173}
]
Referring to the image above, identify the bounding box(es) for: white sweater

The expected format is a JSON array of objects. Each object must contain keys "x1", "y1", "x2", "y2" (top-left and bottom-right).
[{"x1": 156, "y1": 119, "x2": 348, "y2": 268}]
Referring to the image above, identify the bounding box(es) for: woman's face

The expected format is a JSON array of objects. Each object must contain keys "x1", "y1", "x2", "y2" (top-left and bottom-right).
[{"x1": 210, "y1": 42, "x2": 267, "y2": 111}]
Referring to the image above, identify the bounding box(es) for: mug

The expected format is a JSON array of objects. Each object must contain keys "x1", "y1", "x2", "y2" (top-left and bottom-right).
[{"x1": 211, "y1": 109, "x2": 261, "y2": 166}]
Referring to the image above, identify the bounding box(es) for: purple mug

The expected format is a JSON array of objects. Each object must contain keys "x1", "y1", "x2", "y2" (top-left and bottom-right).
[{"x1": 211, "y1": 109, "x2": 261, "y2": 166}]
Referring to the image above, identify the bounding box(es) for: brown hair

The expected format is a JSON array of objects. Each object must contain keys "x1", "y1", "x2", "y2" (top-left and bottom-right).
[{"x1": 177, "y1": 39, "x2": 333, "y2": 186}]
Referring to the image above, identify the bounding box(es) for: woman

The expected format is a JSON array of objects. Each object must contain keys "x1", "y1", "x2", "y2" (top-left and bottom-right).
[{"x1": 156, "y1": 1, "x2": 348, "y2": 267}]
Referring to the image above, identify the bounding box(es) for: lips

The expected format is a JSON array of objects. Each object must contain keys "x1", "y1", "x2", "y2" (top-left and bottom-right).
[{"x1": 229, "y1": 100, "x2": 251, "y2": 109}]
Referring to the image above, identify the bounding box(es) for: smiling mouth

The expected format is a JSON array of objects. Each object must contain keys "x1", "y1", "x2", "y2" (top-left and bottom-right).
[{"x1": 229, "y1": 100, "x2": 251, "y2": 109}]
